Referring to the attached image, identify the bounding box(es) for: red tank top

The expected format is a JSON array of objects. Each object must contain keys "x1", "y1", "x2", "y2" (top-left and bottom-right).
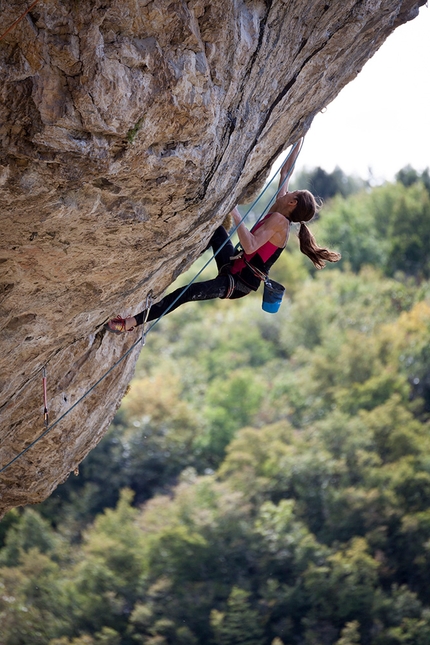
[{"x1": 230, "y1": 214, "x2": 283, "y2": 275}]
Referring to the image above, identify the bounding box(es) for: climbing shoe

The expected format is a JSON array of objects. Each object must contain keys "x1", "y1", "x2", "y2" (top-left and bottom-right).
[{"x1": 104, "y1": 316, "x2": 135, "y2": 334}]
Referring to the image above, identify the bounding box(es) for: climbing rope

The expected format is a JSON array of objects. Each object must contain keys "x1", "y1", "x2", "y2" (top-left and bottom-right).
[
  {"x1": 0, "y1": 0, "x2": 42, "y2": 42},
  {"x1": 0, "y1": 140, "x2": 303, "y2": 476}
]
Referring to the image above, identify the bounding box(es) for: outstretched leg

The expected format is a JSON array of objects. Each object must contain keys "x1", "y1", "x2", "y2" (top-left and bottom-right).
[
  {"x1": 135, "y1": 273, "x2": 233, "y2": 324},
  {"x1": 105, "y1": 274, "x2": 235, "y2": 332},
  {"x1": 105, "y1": 225, "x2": 242, "y2": 333}
]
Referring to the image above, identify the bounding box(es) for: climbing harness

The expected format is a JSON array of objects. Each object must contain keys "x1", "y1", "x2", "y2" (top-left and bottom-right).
[{"x1": 0, "y1": 139, "x2": 303, "y2": 476}]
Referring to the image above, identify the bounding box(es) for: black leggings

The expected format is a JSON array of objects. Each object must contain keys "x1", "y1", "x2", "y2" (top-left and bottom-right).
[{"x1": 135, "y1": 227, "x2": 251, "y2": 325}]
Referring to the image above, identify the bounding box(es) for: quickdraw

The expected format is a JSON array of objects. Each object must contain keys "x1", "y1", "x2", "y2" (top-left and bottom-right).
[
  {"x1": 140, "y1": 292, "x2": 153, "y2": 346},
  {"x1": 42, "y1": 367, "x2": 48, "y2": 428}
]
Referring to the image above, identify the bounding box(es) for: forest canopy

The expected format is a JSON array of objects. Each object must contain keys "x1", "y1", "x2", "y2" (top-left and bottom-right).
[{"x1": 1, "y1": 167, "x2": 430, "y2": 645}]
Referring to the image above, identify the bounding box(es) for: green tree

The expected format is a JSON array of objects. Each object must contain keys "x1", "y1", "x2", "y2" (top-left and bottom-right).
[
  {"x1": 396, "y1": 165, "x2": 430, "y2": 194},
  {"x1": 210, "y1": 587, "x2": 265, "y2": 645},
  {"x1": 335, "y1": 621, "x2": 361, "y2": 645},
  {"x1": 0, "y1": 549, "x2": 71, "y2": 645},
  {"x1": 396, "y1": 165, "x2": 422, "y2": 188},
  {"x1": 304, "y1": 538, "x2": 379, "y2": 628},
  {"x1": 372, "y1": 181, "x2": 430, "y2": 278},
  {"x1": 0, "y1": 509, "x2": 19, "y2": 549},
  {"x1": 70, "y1": 489, "x2": 146, "y2": 634},
  {"x1": 292, "y1": 166, "x2": 368, "y2": 200},
  {"x1": 49, "y1": 628, "x2": 121, "y2": 645},
  {"x1": 198, "y1": 369, "x2": 266, "y2": 464},
  {"x1": 315, "y1": 178, "x2": 430, "y2": 278},
  {"x1": 0, "y1": 507, "x2": 60, "y2": 567}
]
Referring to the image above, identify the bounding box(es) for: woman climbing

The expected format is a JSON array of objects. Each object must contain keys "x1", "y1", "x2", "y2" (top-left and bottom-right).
[{"x1": 105, "y1": 139, "x2": 340, "y2": 334}]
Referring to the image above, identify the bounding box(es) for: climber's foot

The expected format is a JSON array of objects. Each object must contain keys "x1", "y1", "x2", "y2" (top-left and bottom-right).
[{"x1": 105, "y1": 316, "x2": 137, "y2": 334}]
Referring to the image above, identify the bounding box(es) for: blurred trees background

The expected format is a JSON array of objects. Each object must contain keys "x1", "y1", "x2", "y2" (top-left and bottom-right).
[{"x1": 1, "y1": 167, "x2": 430, "y2": 645}]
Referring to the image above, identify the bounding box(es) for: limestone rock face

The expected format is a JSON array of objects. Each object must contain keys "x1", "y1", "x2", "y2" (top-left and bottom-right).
[{"x1": 0, "y1": 0, "x2": 424, "y2": 515}]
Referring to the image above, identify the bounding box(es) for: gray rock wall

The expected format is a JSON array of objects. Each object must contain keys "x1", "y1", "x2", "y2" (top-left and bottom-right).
[{"x1": 0, "y1": 0, "x2": 425, "y2": 515}]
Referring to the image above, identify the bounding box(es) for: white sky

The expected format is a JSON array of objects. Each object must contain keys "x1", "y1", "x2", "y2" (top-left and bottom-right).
[{"x1": 289, "y1": 4, "x2": 430, "y2": 183}]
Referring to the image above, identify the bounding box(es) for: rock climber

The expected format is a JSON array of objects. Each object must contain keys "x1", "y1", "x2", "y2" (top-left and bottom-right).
[{"x1": 105, "y1": 138, "x2": 340, "y2": 334}]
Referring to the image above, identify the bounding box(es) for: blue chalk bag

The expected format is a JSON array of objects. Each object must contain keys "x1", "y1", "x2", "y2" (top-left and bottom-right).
[{"x1": 262, "y1": 279, "x2": 285, "y2": 314}]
